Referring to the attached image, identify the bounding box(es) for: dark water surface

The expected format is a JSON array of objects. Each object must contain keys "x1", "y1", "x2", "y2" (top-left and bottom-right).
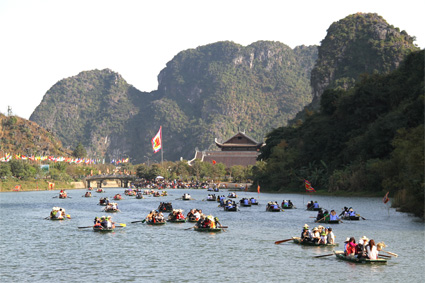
[{"x1": 1, "y1": 188, "x2": 424, "y2": 282}]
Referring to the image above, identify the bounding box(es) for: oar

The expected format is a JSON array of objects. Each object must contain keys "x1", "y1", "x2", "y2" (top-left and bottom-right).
[
  {"x1": 313, "y1": 253, "x2": 334, "y2": 258},
  {"x1": 131, "y1": 219, "x2": 146, "y2": 224},
  {"x1": 315, "y1": 216, "x2": 326, "y2": 223},
  {"x1": 78, "y1": 226, "x2": 93, "y2": 229},
  {"x1": 275, "y1": 238, "x2": 294, "y2": 244},
  {"x1": 66, "y1": 215, "x2": 71, "y2": 219},
  {"x1": 382, "y1": 250, "x2": 398, "y2": 257},
  {"x1": 116, "y1": 223, "x2": 126, "y2": 227},
  {"x1": 378, "y1": 254, "x2": 392, "y2": 258},
  {"x1": 356, "y1": 214, "x2": 367, "y2": 220},
  {"x1": 218, "y1": 226, "x2": 228, "y2": 229},
  {"x1": 184, "y1": 226, "x2": 196, "y2": 230},
  {"x1": 52, "y1": 196, "x2": 58, "y2": 198}
]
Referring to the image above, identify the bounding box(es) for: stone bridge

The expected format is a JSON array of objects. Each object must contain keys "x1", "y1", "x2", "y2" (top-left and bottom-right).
[{"x1": 84, "y1": 174, "x2": 137, "y2": 188}]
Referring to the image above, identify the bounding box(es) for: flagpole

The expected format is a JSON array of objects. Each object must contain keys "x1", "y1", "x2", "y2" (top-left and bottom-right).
[{"x1": 161, "y1": 126, "x2": 163, "y2": 166}]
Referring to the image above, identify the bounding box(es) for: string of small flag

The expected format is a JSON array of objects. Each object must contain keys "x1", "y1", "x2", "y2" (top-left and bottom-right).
[{"x1": 0, "y1": 153, "x2": 129, "y2": 165}]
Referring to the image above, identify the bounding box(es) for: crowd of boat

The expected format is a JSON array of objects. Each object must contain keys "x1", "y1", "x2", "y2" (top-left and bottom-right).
[{"x1": 47, "y1": 186, "x2": 397, "y2": 264}]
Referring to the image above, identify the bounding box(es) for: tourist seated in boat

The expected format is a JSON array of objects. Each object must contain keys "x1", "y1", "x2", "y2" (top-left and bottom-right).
[
  {"x1": 100, "y1": 216, "x2": 108, "y2": 228},
  {"x1": 242, "y1": 198, "x2": 250, "y2": 206},
  {"x1": 345, "y1": 237, "x2": 357, "y2": 257},
  {"x1": 281, "y1": 200, "x2": 289, "y2": 208},
  {"x1": 357, "y1": 236, "x2": 369, "y2": 259},
  {"x1": 50, "y1": 207, "x2": 64, "y2": 219},
  {"x1": 307, "y1": 200, "x2": 314, "y2": 209},
  {"x1": 339, "y1": 207, "x2": 349, "y2": 217},
  {"x1": 319, "y1": 230, "x2": 327, "y2": 244},
  {"x1": 316, "y1": 209, "x2": 324, "y2": 221},
  {"x1": 313, "y1": 201, "x2": 320, "y2": 209},
  {"x1": 329, "y1": 210, "x2": 340, "y2": 221},
  {"x1": 366, "y1": 239, "x2": 378, "y2": 259},
  {"x1": 195, "y1": 215, "x2": 218, "y2": 229},
  {"x1": 326, "y1": 227, "x2": 335, "y2": 245},
  {"x1": 301, "y1": 224, "x2": 312, "y2": 242},
  {"x1": 249, "y1": 197, "x2": 257, "y2": 204},
  {"x1": 85, "y1": 191, "x2": 92, "y2": 197},
  {"x1": 348, "y1": 208, "x2": 356, "y2": 217},
  {"x1": 168, "y1": 209, "x2": 185, "y2": 221},
  {"x1": 59, "y1": 190, "x2": 67, "y2": 198},
  {"x1": 311, "y1": 227, "x2": 320, "y2": 243},
  {"x1": 343, "y1": 237, "x2": 350, "y2": 253},
  {"x1": 288, "y1": 200, "x2": 293, "y2": 207}
]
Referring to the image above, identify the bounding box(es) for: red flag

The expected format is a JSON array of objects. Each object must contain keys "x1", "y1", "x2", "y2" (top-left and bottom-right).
[
  {"x1": 304, "y1": 180, "x2": 316, "y2": 193},
  {"x1": 383, "y1": 192, "x2": 389, "y2": 204},
  {"x1": 257, "y1": 184, "x2": 260, "y2": 194},
  {"x1": 151, "y1": 126, "x2": 162, "y2": 153},
  {"x1": 212, "y1": 160, "x2": 216, "y2": 165}
]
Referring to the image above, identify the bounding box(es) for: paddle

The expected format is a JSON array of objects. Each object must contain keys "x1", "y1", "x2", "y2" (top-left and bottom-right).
[
  {"x1": 378, "y1": 254, "x2": 392, "y2": 258},
  {"x1": 184, "y1": 226, "x2": 196, "y2": 230},
  {"x1": 315, "y1": 216, "x2": 326, "y2": 223},
  {"x1": 313, "y1": 253, "x2": 334, "y2": 258},
  {"x1": 131, "y1": 219, "x2": 146, "y2": 224},
  {"x1": 78, "y1": 226, "x2": 93, "y2": 229},
  {"x1": 218, "y1": 226, "x2": 228, "y2": 229},
  {"x1": 275, "y1": 238, "x2": 293, "y2": 244},
  {"x1": 356, "y1": 214, "x2": 367, "y2": 220},
  {"x1": 66, "y1": 214, "x2": 71, "y2": 219},
  {"x1": 52, "y1": 196, "x2": 58, "y2": 198},
  {"x1": 382, "y1": 250, "x2": 398, "y2": 257}
]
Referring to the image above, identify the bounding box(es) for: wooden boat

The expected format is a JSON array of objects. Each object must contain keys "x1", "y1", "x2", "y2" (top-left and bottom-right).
[
  {"x1": 249, "y1": 198, "x2": 258, "y2": 205},
  {"x1": 104, "y1": 208, "x2": 120, "y2": 213},
  {"x1": 167, "y1": 218, "x2": 187, "y2": 223},
  {"x1": 224, "y1": 205, "x2": 238, "y2": 211},
  {"x1": 333, "y1": 251, "x2": 387, "y2": 264},
  {"x1": 158, "y1": 203, "x2": 173, "y2": 213},
  {"x1": 182, "y1": 194, "x2": 192, "y2": 200},
  {"x1": 49, "y1": 216, "x2": 68, "y2": 220},
  {"x1": 266, "y1": 203, "x2": 281, "y2": 212},
  {"x1": 307, "y1": 206, "x2": 321, "y2": 211},
  {"x1": 194, "y1": 227, "x2": 222, "y2": 232},
  {"x1": 135, "y1": 194, "x2": 144, "y2": 199},
  {"x1": 93, "y1": 226, "x2": 115, "y2": 232},
  {"x1": 99, "y1": 198, "x2": 108, "y2": 206},
  {"x1": 240, "y1": 198, "x2": 252, "y2": 207},
  {"x1": 113, "y1": 195, "x2": 122, "y2": 200},
  {"x1": 315, "y1": 219, "x2": 340, "y2": 224},
  {"x1": 187, "y1": 217, "x2": 199, "y2": 223},
  {"x1": 59, "y1": 194, "x2": 67, "y2": 199},
  {"x1": 206, "y1": 198, "x2": 216, "y2": 201},
  {"x1": 341, "y1": 216, "x2": 360, "y2": 221},
  {"x1": 227, "y1": 193, "x2": 237, "y2": 198},
  {"x1": 292, "y1": 237, "x2": 338, "y2": 247},
  {"x1": 146, "y1": 220, "x2": 166, "y2": 225}
]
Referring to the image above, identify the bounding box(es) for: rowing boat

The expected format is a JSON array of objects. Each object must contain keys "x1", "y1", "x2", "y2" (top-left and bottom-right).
[
  {"x1": 194, "y1": 227, "x2": 222, "y2": 232},
  {"x1": 341, "y1": 216, "x2": 360, "y2": 221},
  {"x1": 292, "y1": 237, "x2": 338, "y2": 247},
  {"x1": 315, "y1": 219, "x2": 340, "y2": 224},
  {"x1": 93, "y1": 226, "x2": 115, "y2": 232},
  {"x1": 167, "y1": 219, "x2": 187, "y2": 223},
  {"x1": 333, "y1": 251, "x2": 387, "y2": 264},
  {"x1": 146, "y1": 220, "x2": 166, "y2": 225},
  {"x1": 307, "y1": 207, "x2": 321, "y2": 211},
  {"x1": 49, "y1": 217, "x2": 68, "y2": 220}
]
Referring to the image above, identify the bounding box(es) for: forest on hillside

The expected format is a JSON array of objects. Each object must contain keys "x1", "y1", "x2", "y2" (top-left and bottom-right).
[{"x1": 253, "y1": 50, "x2": 424, "y2": 218}]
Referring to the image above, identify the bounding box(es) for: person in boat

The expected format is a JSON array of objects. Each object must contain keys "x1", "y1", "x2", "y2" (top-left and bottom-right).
[
  {"x1": 100, "y1": 216, "x2": 108, "y2": 228},
  {"x1": 329, "y1": 210, "x2": 340, "y2": 221},
  {"x1": 316, "y1": 209, "x2": 324, "y2": 221},
  {"x1": 282, "y1": 200, "x2": 289, "y2": 208},
  {"x1": 301, "y1": 224, "x2": 312, "y2": 242},
  {"x1": 366, "y1": 239, "x2": 378, "y2": 259},
  {"x1": 288, "y1": 200, "x2": 293, "y2": 207},
  {"x1": 339, "y1": 207, "x2": 349, "y2": 217},
  {"x1": 319, "y1": 231, "x2": 327, "y2": 244},
  {"x1": 326, "y1": 227, "x2": 335, "y2": 245},
  {"x1": 311, "y1": 227, "x2": 320, "y2": 243},
  {"x1": 313, "y1": 201, "x2": 319, "y2": 209},
  {"x1": 146, "y1": 210, "x2": 155, "y2": 222},
  {"x1": 94, "y1": 217, "x2": 102, "y2": 228},
  {"x1": 345, "y1": 237, "x2": 357, "y2": 257},
  {"x1": 348, "y1": 208, "x2": 356, "y2": 217},
  {"x1": 106, "y1": 216, "x2": 113, "y2": 228},
  {"x1": 50, "y1": 207, "x2": 61, "y2": 219},
  {"x1": 343, "y1": 237, "x2": 350, "y2": 253},
  {"x1": 307, "y1": 201, "x2": 314, "y2": 209},
  {"x1": 357, "y1": 236, "x2": 369, "y2": 259},
  {"x1": 250, "y1": 197, "x2": 257, "y2": 204}
]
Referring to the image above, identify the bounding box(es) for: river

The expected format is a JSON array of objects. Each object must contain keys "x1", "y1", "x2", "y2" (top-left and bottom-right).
[{"x1": 0, "y1": 188, "x2": 424, "y2": 282}]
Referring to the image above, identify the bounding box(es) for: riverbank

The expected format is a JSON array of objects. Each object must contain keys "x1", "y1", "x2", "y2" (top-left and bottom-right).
[{"x1": 0, "y1": 179, "x2": 124, "y2": 192}]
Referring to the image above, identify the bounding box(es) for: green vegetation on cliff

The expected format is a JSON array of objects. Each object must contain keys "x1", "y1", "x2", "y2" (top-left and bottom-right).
[{"x1": 254, "y1": 50, "x2": 424, "y2": 218}]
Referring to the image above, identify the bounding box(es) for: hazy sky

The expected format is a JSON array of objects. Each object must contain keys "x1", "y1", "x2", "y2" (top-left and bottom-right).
[{"x1": 0, "y1": 0, "x2": 423, "y2": 119}]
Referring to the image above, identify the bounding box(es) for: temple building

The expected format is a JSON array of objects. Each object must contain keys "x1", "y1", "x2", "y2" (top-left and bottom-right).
[{"x1": 188, "y1": 131, "x2": 264, "y2": 167}]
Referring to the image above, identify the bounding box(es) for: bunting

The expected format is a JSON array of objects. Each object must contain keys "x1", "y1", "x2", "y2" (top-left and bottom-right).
[{"x1": 383, "y1": 191, "x2": 390, "y2": 204}]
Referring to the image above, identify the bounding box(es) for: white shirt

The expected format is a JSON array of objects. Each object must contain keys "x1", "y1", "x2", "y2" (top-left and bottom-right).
[{"x1": 367, "y1": 245, "x2": 378, "y2": 259}]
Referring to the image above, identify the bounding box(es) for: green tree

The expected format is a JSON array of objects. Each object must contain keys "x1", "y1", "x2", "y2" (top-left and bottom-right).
[{"x1": 73, "y1": 142, "x2": 87, "y2": 158}]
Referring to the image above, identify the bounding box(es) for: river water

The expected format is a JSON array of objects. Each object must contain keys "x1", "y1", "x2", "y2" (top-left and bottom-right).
[{"x1": 0, "y1": 188, "x2": 424, "y2": 282}]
